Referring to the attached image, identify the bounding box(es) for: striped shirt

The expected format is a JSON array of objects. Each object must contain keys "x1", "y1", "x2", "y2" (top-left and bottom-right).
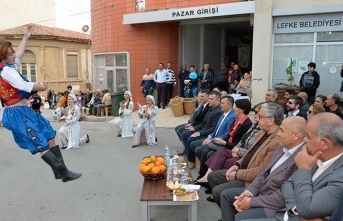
[{"x1": 166, "y1": 68, "x2": 176, "y2": 86}]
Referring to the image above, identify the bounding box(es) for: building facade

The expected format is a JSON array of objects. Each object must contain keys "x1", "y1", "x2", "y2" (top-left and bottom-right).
[
  {"x1": 0, "y1": 24, "x2": 92, "y2": 94},
  {"x1": 91, "y1": 0, "x2": 343, "y2": 106}
]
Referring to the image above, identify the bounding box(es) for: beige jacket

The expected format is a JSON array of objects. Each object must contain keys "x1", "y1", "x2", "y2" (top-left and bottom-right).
[{"x1": 101, "y1": 92, "x2": 111, "y2": 105}]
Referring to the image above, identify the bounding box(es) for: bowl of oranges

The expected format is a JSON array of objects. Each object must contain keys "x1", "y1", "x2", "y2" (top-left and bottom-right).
[{"x1": 139, "y1": 156, "x2": 167, "y2": 180}]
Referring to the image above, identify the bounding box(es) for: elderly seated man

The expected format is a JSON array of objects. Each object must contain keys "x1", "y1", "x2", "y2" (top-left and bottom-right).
[{"x1": 239, "y1": 113, "x2": 343, "y2": 221}]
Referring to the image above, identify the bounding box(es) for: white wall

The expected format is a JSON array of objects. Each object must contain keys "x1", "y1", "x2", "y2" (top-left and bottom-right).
[{"x1": 0, "y1": 0, "x2": 55, "y2": 30}]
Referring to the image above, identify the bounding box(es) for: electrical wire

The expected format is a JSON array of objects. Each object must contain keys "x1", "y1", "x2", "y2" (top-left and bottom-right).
[
  {"x1": 45, "y1": 0, "x2": 90, "y2": 20},
  {"x1": 33, "y1": 4, "x2": 114, "y2": 25},
  {"x1": 59, "y1": 0, "x2": 89, "y2": 11}
]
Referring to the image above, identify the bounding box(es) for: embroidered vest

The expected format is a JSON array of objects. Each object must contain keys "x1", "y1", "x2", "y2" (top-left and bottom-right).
[{"x1": 0, "y1": 63, "x2": 36, "y2": 106}]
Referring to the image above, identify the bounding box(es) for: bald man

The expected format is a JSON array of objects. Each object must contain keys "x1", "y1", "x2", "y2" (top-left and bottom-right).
[
  {"x1": 246, "y1": 113, "x2": 343, "y2": 221},
  {"x1": 221, "y1": 117, "x2": 306, "y2": 221},
  {"x1": 140, "y1": 68, "x2": 155, "y2": 97},
  {"x1": 298, "y1": 92, "x2": 310, "y2": 117}
]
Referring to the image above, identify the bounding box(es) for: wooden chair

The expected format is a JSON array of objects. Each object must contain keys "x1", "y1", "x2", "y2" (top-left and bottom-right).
[
  {"x1": 102, "y1": 106, "x2": 113, "y2": 117},
  {"x1": 81, "y1": 107, "x2": 90, "y2": 116}
]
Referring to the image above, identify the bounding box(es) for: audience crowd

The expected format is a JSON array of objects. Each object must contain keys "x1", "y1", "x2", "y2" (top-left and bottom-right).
[{"x1": 8, "y1": 60, "x2": 343, "y2": 221}]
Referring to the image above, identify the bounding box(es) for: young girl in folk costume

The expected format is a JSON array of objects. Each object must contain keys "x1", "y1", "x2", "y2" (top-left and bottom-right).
[
  {"x1": 58, "y1": 94, "x2": 90, "y2": 149},
  {"x1": 132, "y1": 95, "x2": 158, "y2": 148},
  {"x1": 0, "y1": 25, "x2": 81, "y2": 182},
  {"x1": 114, "y1": 90, "x2": 134, "y2": 137}
]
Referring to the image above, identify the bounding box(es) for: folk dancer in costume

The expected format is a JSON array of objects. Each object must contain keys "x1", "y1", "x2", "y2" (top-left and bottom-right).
[
  {"x1": 58, "y1": 94, "x2": 90, "y2": 149},
  {"x1": 0, "y1": 25, "x2": 81, "y2": 182},
  {"x1": 114, "y1": 90, "x2": 134, "y2": 137},
  {"x1": 132, "y1": 95, "x2": 158, "y2": 148}
]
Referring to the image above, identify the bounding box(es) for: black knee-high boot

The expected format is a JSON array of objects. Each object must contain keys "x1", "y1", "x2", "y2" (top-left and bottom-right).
[
  {"x1": 49, "y1": 145, "x2": 65, "y2": 179},
  {"x1": 42, "y1": 148, "x2": 82, "y2": 182}
]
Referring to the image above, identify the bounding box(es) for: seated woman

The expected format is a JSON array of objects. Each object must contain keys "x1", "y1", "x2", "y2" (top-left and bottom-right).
[
  {"x1": 114, "y1": 91, "x2": 134, "y2": 137},
  {"x1": 236, "y1": 72, "x2": 252, "y2": 97},
  {"x1": 132, "y1": 95, "x2": 158, "y2": 148},
  {"x1": 58, "y1": 94, "x2": 90, "y2": 149},
  {"x1": 30, "y1": 92, "x2": 42, "y2": 113},
  {"x1": 195, "y1": 102, "x2": 264, "y2": 185},
  {"x1": 306, "y1": 102, "x2": 325, "y2": 120},
  {"x1": 195, "y1": 99, "x2": 253, "y2": 182}
]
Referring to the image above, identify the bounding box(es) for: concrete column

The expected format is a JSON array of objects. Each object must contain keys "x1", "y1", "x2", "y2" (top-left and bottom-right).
[
  {"x1": 199, "y1": 24, "x2": 204, "y2": 66},
  {"x1": 220, "y1": 29, "x2": 225, "y2": 63},
  {"x1": 251, "y1": 0, "x2": 273, "y2": 105}
]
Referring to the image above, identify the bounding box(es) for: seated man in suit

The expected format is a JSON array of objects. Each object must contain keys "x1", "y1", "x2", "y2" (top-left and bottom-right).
[
  {"x1": 284, "y1": 95, "x2": 306, "y2": 119},
  {"x1": 220, "y1": 116, "x2": 306, "y2": 221},
  {"x1": 298, "y1": 92, "x2": 310, "y2": 117},
  {"x1": 193, "y1": 98, "x2": 252, "y2": 181},
  {"x1": 243, "y1": 113, "x2": 343, "y2": 221},
  {"x1": 175, "y1": 90, "x2": 210, "y2": 151},
  {"x1": 190, "y1": 95, "x2": 237, "y2": 176},
  {"x1": 207, "y1": 103, "x2": 283, "y2": 206},
  {"x1": 181, "y1": 90, "x2": 223, "y2": 169}
]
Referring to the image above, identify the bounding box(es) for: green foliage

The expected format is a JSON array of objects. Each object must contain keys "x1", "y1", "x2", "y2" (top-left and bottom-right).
[{"x1": 285, "y1": 59, "x2": 294, "y2": 85}]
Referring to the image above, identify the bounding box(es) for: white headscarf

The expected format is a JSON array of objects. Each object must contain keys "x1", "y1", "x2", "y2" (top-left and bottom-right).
[
  {"x1": 146, "y1": 95, "x2": 155, "y2": 105},
  {"x1": 125, "y1": 90, "x2": 133, "y2": 102},
  {"x1": 69, "y1": 94, "x2": 77, "y2": 103}
]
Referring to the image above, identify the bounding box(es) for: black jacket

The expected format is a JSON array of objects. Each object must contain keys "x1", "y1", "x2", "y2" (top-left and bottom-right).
[
  {"x1": 299, "y1": 71, "x2": 320, "y2": 93},
  {"x1": 223, "y1": 118, "x2": 253, "y2": 150}
]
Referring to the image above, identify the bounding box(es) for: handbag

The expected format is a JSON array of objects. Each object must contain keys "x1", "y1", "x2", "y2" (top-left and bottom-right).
[{"x1": 207, "y1": 141, "x2": 225, "y2": 151}]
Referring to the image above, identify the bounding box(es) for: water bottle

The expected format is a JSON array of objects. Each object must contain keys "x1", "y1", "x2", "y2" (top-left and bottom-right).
[
  {"x1": 172, "y1": 159, "x2": 178, "y2": 178},
  {"x1": 181, "y1": 169, "x2": 189, "y2": 185},
  {"x1": 165, "y1": 145, "x2": 170, "y2": 166},
  {"x1": 167, "y1": 164, "x2": 173, "y2": 182}
]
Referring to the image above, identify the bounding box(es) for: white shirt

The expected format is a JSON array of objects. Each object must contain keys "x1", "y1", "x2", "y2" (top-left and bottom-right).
[
  {"x1": 270, "y1": 143, "x2": 303, "y2": 173},
  {"x1": 153, "y1": 69, "x2": 168, "y2": 83},
  {"x1": 283, "y1": 152, "x2": 343, "y2": 221},
  {"x1": 214, "y1": 110, "x2": 231, "y2": 136},
  {"x1": 285, "y1": 109, "x2": 300, "y2": 118},
  {"x1": 312, "y1": 153, "x2": 343, "y2": 181}
]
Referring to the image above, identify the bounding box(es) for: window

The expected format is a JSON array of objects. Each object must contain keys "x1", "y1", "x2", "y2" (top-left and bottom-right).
[
  {"x1": 272, "y1": 31, "x2": 343, "y2": 96},
  {"x1": 67, "y1": 53, "x2": 78, "y2": 79},
  {"x1": 20, "y1": 50, "x2": 36, "y2": 82},
  {"x1": 136, "y1": 0, "x2": 145, "y2": 11},
  {"x1": 94, "y1": 53, "x2": 130, "y2": 93}
]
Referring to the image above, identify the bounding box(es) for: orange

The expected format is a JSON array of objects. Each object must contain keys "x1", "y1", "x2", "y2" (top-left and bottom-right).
[
  {"x1": 150, "y1": 156, "x2": 157, "y2": 162},
  {"x1": 148, "y1": 162, "x2": 155, "y2": 169},
  {"x1": 156, "y1": 157, "x2": 164, "y2": 165},
  {"x1": 141, "y1": 158, "x2": 149, "y2": 165},
  {"x1": 139, "y1": 164, "x2": 146, "y2": 173},
  {"x1": 151, "y1": 166, "x2": 161, "y2": 174},
  {"x1": 155, "y1": 161, "x2": 162, "y2": 167},
  {"x1": 159, "y1": 165, "x2": 166, "y2": 172},
  {"x1": 143, "y1": 166, "x2": 151, "y2": 173}
]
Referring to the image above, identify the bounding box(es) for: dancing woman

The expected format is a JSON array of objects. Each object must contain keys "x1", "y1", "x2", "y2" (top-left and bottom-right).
[
  {"x1": 58, "y1": 94, "x2": 90, "y2": 149},
  {"x1": 0, "y1": 25, "x2": 81, "y2": 182},
  {"x1": 114, "y1": 90, "x2": 134, "y2": 137},
  {"x1": 132, "y1": 95, "x2": 158, "y2": 148}
]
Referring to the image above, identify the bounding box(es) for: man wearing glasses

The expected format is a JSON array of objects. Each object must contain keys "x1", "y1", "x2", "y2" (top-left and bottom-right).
[{"x1": 285, "y1": 95, "x2": 306, "y2": 119}]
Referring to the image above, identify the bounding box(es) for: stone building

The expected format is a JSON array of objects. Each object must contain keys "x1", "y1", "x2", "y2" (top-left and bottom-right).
[{"x1": 0, "y1": 23, "x2": 92, "y2": 94}]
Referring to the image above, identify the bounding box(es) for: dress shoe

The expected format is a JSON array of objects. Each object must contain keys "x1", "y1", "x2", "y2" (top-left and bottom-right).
[
  {"x1": 117, "y1": 134, "x2": 122, "y2": 137},
  {"x1": 132, "y1": 144, "x2": 139, "y2": 148},
  {"x1": 194, "y1": 180, "x2": 210, "y2": 188},
  {"x1": 178, "y1": 151, "x2": 185, "y2": 156},
  {"x1": 162, "y1": 105, "x2": 165, "y2": 109},
  {"x1": 204, "y1": 189, "x2": 212, "y2": 194},
  {"x1": 207, "y1": 196, "x2": 215, "y2": 202},
  {"x1": 86, "y1": 134, "x2": 90, "y2": 143}
]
